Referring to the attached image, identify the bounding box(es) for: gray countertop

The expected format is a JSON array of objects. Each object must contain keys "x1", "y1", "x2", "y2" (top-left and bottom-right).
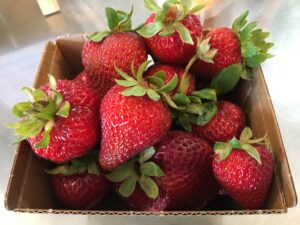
[{"x1": 0, "y1": 0, "x2": 299, "y2": 224}]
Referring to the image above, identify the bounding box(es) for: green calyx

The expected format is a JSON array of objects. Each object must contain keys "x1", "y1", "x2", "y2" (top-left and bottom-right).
[
  {"x1": 88, "y1": 6, "x2": 135, "y2": 42},
  {"x1": 232, "y1": 10, "x2": 274, "y2": 79},
  {"x1": 214, "y1": 127, "x2": 267, "y2": 164},
  {"x1": 7, "y1": 74, "x2": 70, "y2": 148},
  {"x1": 137, "y1": 0, "x2": 206, "y2": 44},
  {"x1": 106, "y1": 147, "x2": 164, "y2": 199},
  {"x1": 46, "y1": 153, "x2": 100, "y2": 176},
  {"x1": 115, "y1": 60, "x2": 179, "y2": 101}
]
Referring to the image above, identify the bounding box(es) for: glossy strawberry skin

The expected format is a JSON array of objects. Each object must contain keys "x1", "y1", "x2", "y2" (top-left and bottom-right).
[
  {"x1": 145, "y1": 14, "x2": 202, "y2": 65},
  {"x1": 28, "y1": 80, "x2": 99, "y2": 163},
  {"x1": 124, "y1": 131, "x2": 219, "y2": 211},
  {"x1": 145, "y1": 64, "x2": 195, "y2": 95},
  {"x1": 51, "y1": 172, "x2": 110, "y2": 209},
  {"x1": 192, "y1": 101, "x2": 245, "y2": 143},
  {"x1": 212, "y1": 145, "x2": 273, "y2": 209},
  {"x1": 192, "y1": 27, "x2": 242, "y2": 79},
  {"x1": 82, "y1": 32, "x2": 148, "y2": 95},
  {"x1": 99, "y1": 85, "x2": 172, "y2": 171}
]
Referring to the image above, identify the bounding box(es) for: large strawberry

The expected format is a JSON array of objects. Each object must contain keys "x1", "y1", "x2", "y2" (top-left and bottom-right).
[
  {"x1": 212, "y1": 127, "x2": 273, "y2": 209},
  {"x1": 137, "y1": 0, "x2": 204, "y2": 65},
  {"x1": 8, "y1": 75, "x2": 99, "y2": 163},
  {"x1": 106, "y1": 131, "x2": 218, "y2": 211},
  {"x1": 48, "y1": 154, "x2": 110, "y2": 209},
  {"x1": 82, "y1": 7, "x2": 148, "y2": 99},
  {"x1": 192, "y1": 10, "x2": 273, "y2": 81},
  {"x1": 192, "y1": 101, "x2": 245, "y2": 143}
]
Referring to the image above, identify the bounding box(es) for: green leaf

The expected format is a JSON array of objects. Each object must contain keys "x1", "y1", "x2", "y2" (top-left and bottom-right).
[
  {"x1": 121, "y1": 85, "x2": 147, "y2": 97},
  {"x1": 232, "y1": 10, "x2": 249, "y2": 33},
  {"x1": 146, "y1": 76, "x2": 164, "y2": 88},
  {"x1": 189, "y1": 3, "x2": 206, "y2": 14},
  {"x1": 106, "y1": 168, "x2": 134, "y2": 183},
  {"x1": 34, "y1": 129, "x2": 50, "y2": 148},
  {"x1": 117, "y1": 6, "x2": 133, "y2": 31},
  {"x1": 178, "y1": 114, "x2": 192, "y2": 132},
  {"x1": 147, "y1": 89, "x2": 161, "y2": 101},
  {"x1": 56, "y1": 101, "x2": 70, "y2": 118},
  {"x1": 12, "y1": 102, "x2": 31, "y2": 118},
  {"x1": 210, "y1": 64, "x2": 243, "y2": 95},
  {"x1": 174, "y1": 23, "x2": 193, "y2": 45},
  {"x1": 159, "y1": 26, "x2": 175, "y2": 36},
  {"x1": 215, "y1": 145, "x2": 233, "y2": 161},
  {"x1": 245, "y1": 52, "x2": 273, "y2": 68},
  {"x1": 22, "y1": 87, "x2": 35, "y2": 102},
  {"x1": 137, "y1": 21, "x2": 164, "y2": 38},
  {"x1": 239, "y1": 21, "x2": 257, "y2": 42},
  {"x1": 105, "y1": 7, "x2": 120, "y2": 30},
  {"x1": 189, "y1": 96, "x2": 201, "y2": 103},
  {"x1": 144, "y1": 0, "x2": 162, "y2": 12},
  {"x1": 34, "y1": 101, "x2": 56, "y2": 120},
  {"x1": 158, "y1": 74, "x2": 178, "y2": 93},
  {"x1": 33, "y1": 89, "x2": 48, "y2": 101},
  {"x1": 241, "y1": 42, "x2": 260, "y2": 58},
  {"x1": 153, "y1": 71, "x2": 166, "y2": 81},
  {"x1": 229, "y1": 137, "x2": 242, "y2": 149},
  {"x1": 162, "y1": 92, "x2": 178, "y2": 109},
  {"x1": 48, "y1": 74, "x2": 57, "y2": 91},
  {"x1": 172, "y1": 93, "x2": 191, "y2": 105},
  {"x1": 195, "y1": 102, "x2": 217, "y2": 126},
  {"x1": 12, "y1": 118, "x2": 44, "y2": 138},
  {"x1": 191, "y1": 89, "x2": 217, "y2": 101},
  {"x1": 213, "y1": 141, "x2": 227, "y2": 151},
  {"x1": 138, "y1": 176, "x2": 159, "y2": 199},
  {"x1": 240, "y1": 127, "x2": 253, "y2": 141},
  {"x1": 88, "y1": 31, "x2": 110, "y2": 42},
  {"x1": 137, "y1": 61, "x2": 151, "y2": 82},
  {"x1": 130, "y1": 61, "x2": 136, "y2": 77},
  {"x1": 139, "y1": 147, "x2": 156, "y2": 163},
  {"x1": 115, "y1": 79, "x2": 137, "y2": 87},
  {"x1": 115, "y1": 65, "x2": 133, "y2": 80},
  {"x1": 46, "y1": 165, "x2": 73, "y2": 175},
  {"x1": 51, "y1": 89, "x2": 63, "y2": 107},
  {"x1": 88, "y1": 160, "x2": 100, "y2": 176},
  {"x1": 178, "y1": 72, "x2": 190, "y2": 94},
  {"x1": 119, "y1": 174, "x2": 138, "y2": 198},
  {"x1": 141, "y1": 162, "x2": 164, "y2": 177},
  {"x1": 241, "y1": 143, "x2": 262, "y2": 164}
]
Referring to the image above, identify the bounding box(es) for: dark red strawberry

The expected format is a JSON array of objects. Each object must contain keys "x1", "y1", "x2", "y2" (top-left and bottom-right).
[
  {"x1": 192, "y1": 11, "x2": 273, "y2": 79},
  {"x1": 48, "y1": 155, "x2": 110, "y2": 209},
  {"x1": 193, "y1": 101, "x2": 245, "y2": 143},
  {"x1": 212, "y1": 127, "x2": 273, "y2": 209},
  {"x1": 144, "y1": 64, "x2": 195, "y2": 95},
  {"x1": 106, "y1": 131, "x2": 218, "y2": 211},
  {"x1": 137, "y1": 1, "x2": 205, "y2": 65},
  {"x1": 8, "y1": 75, "x2": 99, "y2": 163},
  {"x1": 99, "y1": 85, "x2": 171, "y2": 171}
]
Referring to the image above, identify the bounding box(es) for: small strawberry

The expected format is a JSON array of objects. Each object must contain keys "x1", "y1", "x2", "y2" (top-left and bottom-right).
[
  {"x1": 192, "y1": 101, "x2": 245, "y2": 143},
  {"x1": 7, "y1": 75, "x2": 99, "y2": 163},
  {"x1": 48, "y1": 154, "x2": 110, "y2": 209},
  {"x1": 212, "y1": 127, "x2": 273, "y2": 209},
  {"x1": 82, "y1": 7, "x2": 148, "y2": 97},
  {"x1": 137, "y1": 0, "x2": 205, "y2": 65},
  {"x1": 192, "y1": 10, "x2": 273, "y2": 80},
  {"x1": 106, "y1": 131, "x2": 218, "y2": 211}
]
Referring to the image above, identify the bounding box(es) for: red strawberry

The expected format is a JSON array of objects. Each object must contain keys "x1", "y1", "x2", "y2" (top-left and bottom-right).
[
  {"x1": 192, "y1": 101, "x2": 245, "y2": 143},
  {"x1": 137, "y1": 2, "x2": 205, "y2": 65},
  {"x1": 107, "y1": 131, "x2": 218, "y2": 211},
  {"x1": 8, "y1": 75, "x2": 99, "y2": 163},
  {"x1": 212, "y1": 127, "x2": 273, "y2": 209},
  {"x1": 82, "y1": 8, "x2": 148, "y2": 97},
  {"x1": 99, "y1": 85, "x2": 171, "y2": 170},
  {"x1": 144, "y1": 64, "x2": 195, "y2": 95},
  {"x1": 192, "y1": 11, "x2": 273, "y2": 79},
  {"x1": 49, "y1": 155, "x2": 110, "y2": 209}
]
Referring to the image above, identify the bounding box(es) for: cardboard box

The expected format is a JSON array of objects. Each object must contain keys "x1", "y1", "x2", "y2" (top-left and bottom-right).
[{"x1": 5, "y1": 34, "x2": 297, "y2": 215}]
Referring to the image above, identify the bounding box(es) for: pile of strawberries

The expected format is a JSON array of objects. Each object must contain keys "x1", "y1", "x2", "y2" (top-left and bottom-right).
[{"x1": 8, "y1": 0, "x2": 274, "y2": 211}]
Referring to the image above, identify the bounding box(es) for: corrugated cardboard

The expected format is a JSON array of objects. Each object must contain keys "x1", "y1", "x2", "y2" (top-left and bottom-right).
[{"x1": 4, "y1": 35, "x2": 297, "y2": 215}]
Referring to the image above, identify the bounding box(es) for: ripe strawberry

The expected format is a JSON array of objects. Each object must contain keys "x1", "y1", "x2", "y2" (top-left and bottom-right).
[
  {"x1": 144, "y1": 64, "x2": 195, "y2": 95},
  {"x1": 212, "y1": 127, "x2": 273, "y2": 209},
  {"x1": 48, "y1": 155, "x2": 110, "y2": 209},
  {"x1": 192, "y1": 11, "x2": 273, "y2": 79},
  {"x1": 82, "y1": 7, "x2": 148, "y2": 96},
  {"x1": 106, "y1": 131, "x2": 219, "y2": 211},
  {"x1": 192, "y1": 101, "x2": 245, "y2": 143},
  {"x1": 99, "y1": 85, "x2": 172, "y2": 170},
  {"x1": 137, "y1": 1, "x2": 204, "y2": 65},
  {"x1": 8, "y1": 75, "x2": 99, "y2": 163}
]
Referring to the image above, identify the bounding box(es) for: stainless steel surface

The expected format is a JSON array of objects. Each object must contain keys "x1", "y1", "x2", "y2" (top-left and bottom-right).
[{"x1": 0, "y1": 0, "x2": 299, "y2": 224}]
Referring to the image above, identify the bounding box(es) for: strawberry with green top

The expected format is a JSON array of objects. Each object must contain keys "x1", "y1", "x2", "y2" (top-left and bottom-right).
[
  {"x1": 137, "y1": 0, "x2": 205, "y2": 65},
  {"x1": 213, "y1": 127, "x2": 273, "y2": 209},
  {"x1": 7, "y1": 75, "x2": 99, "y2": 163},
  {"x1": 48, "y1": 154, "x2": 110, "y2": 209},
  {"x1": 82, "y1": 7, "x2": 148, "y2": 99},
  {"x1": 106, "y1": 131, "x2": 218, "y2": 211}
]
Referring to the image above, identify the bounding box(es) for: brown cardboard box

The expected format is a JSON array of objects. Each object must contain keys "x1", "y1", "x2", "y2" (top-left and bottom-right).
[{"x1": 4, "y1": 34, "x2": 297, "y2": 215}]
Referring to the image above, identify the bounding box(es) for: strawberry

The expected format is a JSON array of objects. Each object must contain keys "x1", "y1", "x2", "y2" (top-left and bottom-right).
[
  {"x1": 48, "y1": 154, "x2": 110, "y2": 209},
  {"x1": 106, "y1": 131, "x2": 219, "y2": 211},
  {"x1": 82, "y1": 7, "x2": 148, "y2": 97},
  {"x1": 192, "y1": 10, "x2": 273, "y2": 80},
  {"x1": 212, "y1": 127, "x2": 273, "y2": 209},
  {"x1": 137, "y1": 0, "x2": 204, "y2": 65},
  {"x1": 8, "y1": 75, "x2": 99, "y2": 163},
  {"x1": 192, "y1": 101, "x2": 245, "y2": 143},
  {"x1": 144, "y1": 64, "x2": 195, "y2": 95},
  {"x1": 99, "y1": 85, "x2": 172, "y2": 170}
]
